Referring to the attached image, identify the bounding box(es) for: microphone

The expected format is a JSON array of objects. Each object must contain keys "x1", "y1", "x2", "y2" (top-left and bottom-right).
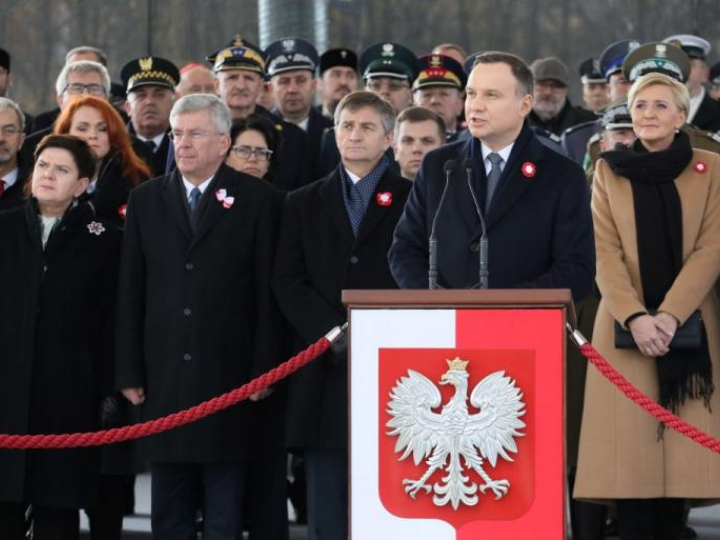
[
  {"x1": 461, "y1": 158, "x2": 489, "y2": 289},
  {"x1": 429, "y1": 159, "x2": 455, "y2": 289}
]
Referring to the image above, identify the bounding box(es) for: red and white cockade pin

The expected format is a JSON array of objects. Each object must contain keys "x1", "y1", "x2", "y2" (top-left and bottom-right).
[
  {"x1": 87, "y1": 221, "x2": 105, "y2": 236},
  {"x1": 215, "y1": 188, "x2": 235, "y2": 209},
  {"x1": 376, "y1": 191, "x2": 393, "y2": 207},
  {"x1": 118, "y1": 204, "x2": 128, "y2": 220},
  {"x1": 521, "y1": 161, "x2": 536, "y2": 178},
  {"x1": 694, "y1": 161, "x2": 707, "y2": 173}
]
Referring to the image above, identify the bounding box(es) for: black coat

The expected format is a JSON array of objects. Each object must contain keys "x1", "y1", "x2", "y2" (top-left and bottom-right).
[
  {"x1": 0, "y1": 159, "x2": 32, "y2": 211},
  {"x1": 115, "y1": 164, "x2": 283, "y2": 463},
  {"x1": 389, "y1": 121, "x2": 595, "y2": 300},
  {"x1": 0, "y1": 200, "x2": 120, "y2": 508},
  {"x1": 690, "y1": 92, "x2": 720, "y2": 133},
  {"x1": 127, "y1": 124, "x2": 171, "y2": 178},
  {"x1": 273, "y1": 166, "x2": 412, "y2": 449},
  {"x1": 529, "y1": 98, "x2": 596, "y2": 137}
]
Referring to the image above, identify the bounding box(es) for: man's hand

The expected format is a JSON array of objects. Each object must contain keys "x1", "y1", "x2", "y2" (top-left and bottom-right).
[
  {"x1": 121, "y1": 387, "x2": 146, "y2": 405},
  {"x1": 628, "y1": 315, "x2": 670, "y2": 358}
]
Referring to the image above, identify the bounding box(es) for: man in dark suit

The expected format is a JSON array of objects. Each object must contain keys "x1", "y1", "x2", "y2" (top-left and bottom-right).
[
  {"x1": 116, "y1": 94, "x2": 282, "y2": 540},
  {"x1": 389, "y1": 52, "x2": 594, "y2": 300},
  {"x1": 273, "y1": 91, "x2": 412, "y2": 540},
  {"x1": 0, "y1": 98, "x2": 30, "y2": 210}
]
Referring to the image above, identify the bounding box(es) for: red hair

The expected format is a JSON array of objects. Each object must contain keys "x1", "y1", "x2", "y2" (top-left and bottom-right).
[{"x1": 54, "y1": 95, "x2": 151, "y2": 186}]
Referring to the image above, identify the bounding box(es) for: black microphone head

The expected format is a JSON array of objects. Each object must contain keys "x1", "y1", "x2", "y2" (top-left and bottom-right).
[
  {"x1": 461, "y1": 157, "x2": 473, "y2": 171},
  {"x1": 443, "y1": 159, "x2": 457, "y2": 174}
]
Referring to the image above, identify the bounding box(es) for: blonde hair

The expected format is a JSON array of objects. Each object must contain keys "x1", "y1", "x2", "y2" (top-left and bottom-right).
[{"x1": 628, "y1": 72, "x2": 690, "y2": 117}]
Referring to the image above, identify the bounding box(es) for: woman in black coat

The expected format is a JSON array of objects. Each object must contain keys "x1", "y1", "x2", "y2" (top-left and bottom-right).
[
  {"x1": 54, "y1": 95, "x2": 151, "y2": 229},
  {"x1": 0, "y1": 135, "x2": 121, "y2": 540}
]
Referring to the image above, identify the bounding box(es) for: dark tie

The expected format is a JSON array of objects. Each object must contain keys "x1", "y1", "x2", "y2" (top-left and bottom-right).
[
  {"x1": 486, "y1": 152, "x2": 504, "y2": 211},
  {"x1": 346, "y1": 182, "x2": 364, "y2": 236},
  {"x1": 0, "y1": 179, "x2": 5, "y2": 198},
  {"x1": 145, "y1": 139, "x2": 157, "y2": 153},
  {"x1": 188, "y1": 187, "x2": 201, "y2": 214}
]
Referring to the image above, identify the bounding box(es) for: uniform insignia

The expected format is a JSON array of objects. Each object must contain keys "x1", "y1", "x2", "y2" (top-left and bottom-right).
[
  {"x1": 386, "y1": 358, "x2": 526, "y2": 509},
  {"x1": 376, "y1": 192, "x2": 393, "y2": 206},
  {"x1": 282, "y1": 39, "x2": 295, "y2": 53},
  {"x1": 118, "y1": 204, "x2": 128, "y2": 220},
  {"x1": 382, "y1": 43, "x2": 395, "y2": 57},
  {"x1": 87, "y1": 221, "x2": 105, "y2": 235},
  {"x1": 694, "y1": 161, "x2": 707, "y2": 173},
  {"x1": 629, "y1": 40, "x2": 641, "y2": 52},
  {"x1": 340, "y1": 50, "x2": 348, "y2": 59},
  {"x1": 521, "y1": 162, "x2": 537, "y2": 178},
  {"x1": 430, "y1": 55, "x2": 442, "y2": 67},
  {"x1": 232, "y1": 35, "x2": 244, "y2": 46},
  {"x1": 138, "y1": 57, "x2": 153, "y2": 71},
  {"x1": 656, "y1": 43, "x2": 667, "y2": 58}
]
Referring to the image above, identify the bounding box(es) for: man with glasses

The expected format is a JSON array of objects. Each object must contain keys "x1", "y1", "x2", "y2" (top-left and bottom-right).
[
  {"x1": 0, "y1": 98, "x2": 28, "y2": 210},
  {"x1": 121, "y1": 56, "x2": 180, "y2": 177},
  {"x1": 529, "y1": 57, "x2": 594, "y2": 136},
  {"x1": 117, "y1": 93, "x2": 282, "y2": 540}
]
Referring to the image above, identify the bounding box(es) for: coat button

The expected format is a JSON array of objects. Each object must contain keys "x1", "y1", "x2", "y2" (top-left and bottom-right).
[
  {"x1": 349, "y1": 255, "x2": 359, "y2": 264},
  {"x1": 183, "y1": 308, "x2": 192, "y2": 316},
  {"x1": 469, "y1": 243, "x2": 479, "y2": 253},
  {"x1": 185, "y1": 262, "x2": 194, "y2": 270},
  {"x1": 183, "y1": 353, "x2": 192, "y2": 361}
]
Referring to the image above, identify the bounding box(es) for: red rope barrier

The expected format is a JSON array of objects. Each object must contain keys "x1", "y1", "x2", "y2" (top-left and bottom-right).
[
  {"x1": 578, "y1": 341, "x2": 720, "y2": 455},
  {"x1": 0, "y1": 335, "x2": 332, "y2": 450}
]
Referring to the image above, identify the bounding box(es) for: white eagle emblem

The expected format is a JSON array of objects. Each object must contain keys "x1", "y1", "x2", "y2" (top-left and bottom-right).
[{"x1": 386, "y1": 358, "x2": 526, "y2": 510}]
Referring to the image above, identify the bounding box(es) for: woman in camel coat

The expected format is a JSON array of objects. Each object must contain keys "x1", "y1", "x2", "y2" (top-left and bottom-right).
[{"x1": 574, "y1": 72, "x2": 720, "y2": 539}]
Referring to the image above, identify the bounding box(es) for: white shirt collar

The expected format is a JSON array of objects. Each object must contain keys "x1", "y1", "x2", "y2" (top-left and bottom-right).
[
  {"x1": 136, "y1": 132, "x2": 166, "y2": 150},
  {"x1": 344, "y1": 168, "x2": 362, "y2": 185},
  {"x1": 480, "y1": 142, "x2": 514, "y2": 174},
  {"x1": 688, "y1": 86, "x2": 705, "y2": 124},
  {"x1": 182, "y1": 176, "x2": 214, "y2": 199},
  {"x1": 1, "y1": 167, "x2": 19, "y2": 189}
]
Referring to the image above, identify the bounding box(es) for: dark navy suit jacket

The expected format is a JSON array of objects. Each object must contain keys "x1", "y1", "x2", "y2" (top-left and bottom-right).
[{"x1": 389, "y1": 121, "x2": 595, "y2": 300}]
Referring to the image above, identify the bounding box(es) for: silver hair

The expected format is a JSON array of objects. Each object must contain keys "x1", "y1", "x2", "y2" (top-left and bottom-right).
[
  {"x1": 334, "y1": 90, "x2": 396, "y2": 133},
  {"x1": 65, "y1": 46, "x2": 108, "y2": 66},
  {"x1": 55, "y1": 60, "x2": 111, "y2": 97},
  {"x1": 0, "y1": 97, "x2": 25, "y2": 132},
  {"x1": 0, "y1": 97, "x2": 25, "y2": 131},
  {"x1": 169, "y1": 94, "x2": 232, "y2": 134}
]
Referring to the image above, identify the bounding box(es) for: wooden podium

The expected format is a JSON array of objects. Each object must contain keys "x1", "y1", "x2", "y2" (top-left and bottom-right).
[{"x1": 343, "y1": 289, "x2": 573, "y2": 540}]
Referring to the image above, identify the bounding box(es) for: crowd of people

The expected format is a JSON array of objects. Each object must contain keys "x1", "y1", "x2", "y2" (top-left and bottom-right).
[{"x1": 1, "y1": 31, "x2": 720, "y2": 540}]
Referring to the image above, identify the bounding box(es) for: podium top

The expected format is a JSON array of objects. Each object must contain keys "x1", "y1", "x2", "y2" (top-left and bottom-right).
[{"x1": 342, "y1": 288, "x2": 573, "y2": 312}]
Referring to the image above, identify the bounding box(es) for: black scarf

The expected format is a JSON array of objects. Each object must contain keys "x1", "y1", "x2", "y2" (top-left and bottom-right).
[{"x1": 602, "y1": 131, "x2": 714, "y2": 414}]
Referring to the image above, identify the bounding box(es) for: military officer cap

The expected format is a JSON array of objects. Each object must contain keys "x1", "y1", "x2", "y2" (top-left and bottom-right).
[
  {"x1": 622, "y1": 41, "x2": 691, "y2": 84},
  {"x1": 265, "y1": 38, "x2": 319, "y2": 78},
  {"x1": 0, "y1": 48, "x2": 9, "y2": 72},
  {"x1": 121, "y1": 56, "x2": 180, "y2": 93},
  {"x1": 710, "y1": 61, "x2": 720, "y2": 85},
  {"x1": 600, "y1": 99, "x2": 632, "y2": 130},
  {"x1": 579, "y1": 58, "x2": 605, "y2": 84},
  {"x1": 319, "y1": 48, "x2": 358, "y2": 75},
  {"x1": 599, "y1": 39, "x2": 641, "y2": 80},
  {"x1": 463, "y1": 51, "x2": 484, "y2": 75},
  {"x1": 359, "y1": 42, "x2": 419, "y2": 82},
  {"x1": 207, "y1": 35, "x2": 267, "y2": 75},
  {"x1": 663, "y1": 34, "x2": 711, "y2": 60},
  {"x1": 413, "y1": 54, "x2": 467, "y2": 91}
]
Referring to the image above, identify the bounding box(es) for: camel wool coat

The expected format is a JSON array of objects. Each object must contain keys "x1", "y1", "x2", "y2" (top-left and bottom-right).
[{"x1": 574, "y1": 149, "x2": 720, "y2": 501}]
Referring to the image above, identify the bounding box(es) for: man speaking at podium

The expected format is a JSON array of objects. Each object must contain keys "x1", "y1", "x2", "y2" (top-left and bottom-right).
[{"x1": 389, "y1": 52, "x2": 594, "y2": 300}]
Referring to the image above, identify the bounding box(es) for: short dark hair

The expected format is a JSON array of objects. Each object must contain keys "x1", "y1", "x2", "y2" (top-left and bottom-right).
[
  {"x1": 472, "y1": 52, "x2": 534, "y2": 97},
  {"x1": 395, "y1": 106, "x2": 447, "y2": 141},
  {"x1": 334, "y1": 90, "x2": 396, "y2": 133},
  {"x1": 34, "y1": 134, "x2": 96, "y2": 181},
  {"x1": 228, "y1": 113, "x2": 282, "y2": 182}
]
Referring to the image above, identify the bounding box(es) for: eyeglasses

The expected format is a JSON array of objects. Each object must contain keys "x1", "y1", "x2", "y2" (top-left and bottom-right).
[
  {"x1": 230, "y1": 145, "x2": 273, "y2": 161},
  {"x1": 366, "y1": 79, "x2": 410, "y2": 92},
  {"x1": 63, "y1": 83, "x2": 106, "y2": 96},
  {"x1": 0, "y1": 126, "x2": 21, "y2": 137},
  {"x1": 169, "y1": 130, "x2": 220, "y2": 142}
]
